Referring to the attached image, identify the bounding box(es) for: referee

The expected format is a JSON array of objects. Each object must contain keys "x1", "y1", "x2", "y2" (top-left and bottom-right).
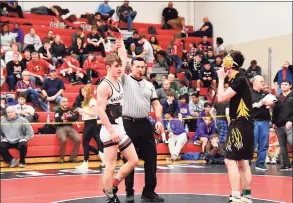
[{"x1": 121, "y1": 57, "x2": 164, "y2": 203}]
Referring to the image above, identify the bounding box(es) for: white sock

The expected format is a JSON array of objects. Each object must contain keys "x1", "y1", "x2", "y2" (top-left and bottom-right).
[
  {"x1": 232, "y1": 191, "x2": 241, "y2": 198},
  {"x1": 132, "y1": 52, "x2": 136, "y2": 57},
  {"x1": 196, "y1": 88, "x2": 200, "y2": 92},
  {"x1": 161, "y1": 133, "x2": 166, "y2": 142}
]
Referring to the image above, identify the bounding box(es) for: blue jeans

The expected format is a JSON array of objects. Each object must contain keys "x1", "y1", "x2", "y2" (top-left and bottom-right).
[
  {"x1": 6, "y1": 75, "x2": 17, "y2": 90},
  {"x1": 254, "y1": 120, "x2": 270, "y2": 165},
  {"x1": 25, "y1": 88, "x2": 48, "y2": 112},
  {"x1": 171, "y1": 55, "x2": 182, "y2": 73},
  {"x1": 121, "y1": 11, "x2": 137, "y2": 31},
  {"x1": 52, "y1": 57, "x2": 65, "y2": 66},
  {"x1": 55, "y1": 95, "x2": 63, "y2": 104}
]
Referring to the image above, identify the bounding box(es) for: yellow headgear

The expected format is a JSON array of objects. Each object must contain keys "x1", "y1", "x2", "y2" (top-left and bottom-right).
[{"x1": 223, "y1": 53, "x2": 238, "y2": 69}]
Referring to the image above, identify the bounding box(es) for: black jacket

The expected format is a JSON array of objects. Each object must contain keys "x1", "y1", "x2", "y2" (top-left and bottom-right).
[
  {"x1": 54, "y1": 107, "x2": 78, "y2": 128},
  {"x1": 272, "y1": 91, "x2": 293, "y2": 127}
]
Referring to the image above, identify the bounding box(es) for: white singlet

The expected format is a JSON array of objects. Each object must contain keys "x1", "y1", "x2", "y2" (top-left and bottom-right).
[{"x1": 99, "y1": 78, "x2": 131, "y2": 151}]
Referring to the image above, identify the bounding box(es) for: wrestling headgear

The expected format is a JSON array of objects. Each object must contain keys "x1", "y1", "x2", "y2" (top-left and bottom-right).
[
  {"x1": 222, "y1": 50, "x2": 244, "y2": 70},
  {"x1": 223, "y1": 54, "x2": 238, "y2": 70}
]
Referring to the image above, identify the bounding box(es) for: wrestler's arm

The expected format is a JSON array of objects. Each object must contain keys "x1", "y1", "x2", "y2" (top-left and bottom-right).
[
  {"x1": 96, "y1": 83, "x2": 115, "y2": 134},
  {"x1": 116, "y1": 33, "x2": 127, "y2": 78},
  {"x1": 217, "y1": 81, "x2": 236, "y2": 103}
]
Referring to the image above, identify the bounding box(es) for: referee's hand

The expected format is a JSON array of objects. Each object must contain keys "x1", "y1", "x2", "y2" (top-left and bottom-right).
[{"x1": 111, "y1": 132, "x2": 121, "y2": 143}]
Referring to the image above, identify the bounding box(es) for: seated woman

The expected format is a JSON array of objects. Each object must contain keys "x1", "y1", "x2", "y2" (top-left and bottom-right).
[
  {"x1": 70, "y1": 37, "x2": 88, "y2": 67},
  {"x1": 165, "y1": 110, "x2": 188, "y2": 161},
  {"x1": 5, "y1": 42, "x2": 22, "y2": 63}
]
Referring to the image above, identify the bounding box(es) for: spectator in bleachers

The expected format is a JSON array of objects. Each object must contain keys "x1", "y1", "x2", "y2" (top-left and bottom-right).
[
  {"x1": 273, "y1": 61, "x2": 293, "y2": 94},
  {"x1": 51, "y1": 35, "x2": 66, "y2": 66},
  {"x1": 70, "y1": 37, "x2": 88, "y2": 66},
  {"x1": 0, "y1": 59, "x2": 6, "y2": 87},
  {"x1": 189, "y1": 92, "x2": 204, "y2": 114},
  {"x1": 136, "y1": 35, "x2": 154, "y2": 74},
  {"x1": 72, "y1": 27, "x2": 85, "y2": 47},
  {"x1": 20, "y1": 49, "x2": 31, "y2": 69},
  {"x1": 73, "y1": 87, "x2": 83, "y2": 108},
  {"x1": 27, "y1": 52, "x2": 54, "y2": 85},
  {"x1": 11, "y1": 23, "x2": 24, "y2": 46},
  {"x1": 0, "y1": 106, "x2": 34, "y2": 168},
  {"x1": 266, "y1": 128, "x2": 280, "y2": 164},
  {"x1": 215, "y1": 37, "x2": 225, "y2": 56},
  {"x1": 187, "y1": 42, "x2": 197, "y2": 59},
  {"x1": 54, "y1": 97, "x2": 80, "y2": 163},
  {"x1": 170, "y1": 36, "x2": 183, "y2": 74},
  {"x1": 245, "y1": 60, "x2": 262, "y2": 82},
  {"x1": 90, "y1": 12, "x2": 109, "y2": 39},
  {"x1": 0, "y1": 0, "x2": 24, "y2": 18},
  {"x1": 157, "y1": 80, "x2": 178, "y2": 103},
  {"x1": 211, "y1": 100, "x2": 229, "y2": 144},
  {"x1": 188, "y1": 54, "x2": 202, "y2": 88},
  {"x1": 149, "y1": 35, "x2": 166, "y2": 64},
  {"x1": 197, "y1": 60, "x2": 217, "y2": 92},
  {"x1": 42, "y1": 67, "x2": 64, "y2": 104},
  {"x1": 178, "y1": 80, "x2": 188, "y2": 95},
  {"x1": 59, "y1": 54, "x2": 82, "y2": 84},
  {"x1": 15, "y1": 70, "x2": 48, "y2": 111},
  {"x1": 149, "y1": 73, "x2": 159, "y2": 89},
  {"x1": 0, "y1": 97, "x2": 8, "y2": 119},
  {"x1": 162, "y1": 91, "x2": 178, "y2": 115},
  {"x1": 188, "y1": 16, "x2": 213, "y2": 38},
  {"x1": 193, "y1": 116, "x2": 216, "y2": 152},
  {"x1": 83, "y1": 52, "x2": 99, "y2": 84},
  {"x1": 38, "y1": 39, "x2": 53, "y2": 64},
  {"x1": 165, "y1": 110, "x2": 188, "y2": 161},
  {"x1": 6, "y1": 53, "x2": 24, "y2": 91},
  {"x1": 175, "y1": 95, "x2": 193, "y2": 131},
  {"x1": 204, "y1": 134, "x2": 225, "y2": 164},
  {"x1": 43, "y1": 30, "x2": 55, "y2": 44},
  {"x1": 162, "y1": 2, "x2": 185, "y2": 31},
  {"x1": 0, "y1": 24, "x2": 16, "y2": 52},
  {"x1": 86, "y1": 26, "x2": 106, "y2": 57},
  {"x1": 158, "y1": 74, "x2": 167, "y2": 88},
  {"x1": 272, "y1": 79, "x2": 293, "y2": 171},
  {"x1": 97, "y1": 0, "x2": 115, "y2": 20},
  {"x1": 205, "y1": 48, "x2": 215, "y2": 67},
  {"x1": 13, "y1": 93, "x2": 35, "y2": 122},
  {"x1": 197, "y1": 102, "x2": 215, "y2": 126},
  {"x1": 168, "y1": 73, "x2": 182, "y2": 95},
  {"x1": 200, "y1": 36, "x2": 212, "y2": 52},
  {"x1": 4, "y1": 42, "x2": 22, "y2": 63},
  {"x1": 213, "y1": 55, "x2": 223, "y2": 72},
  {"x1": 125, "y1": 30, "x2": 139, "y2": 56},
  {"x1": 23, "y1": 27, "x2": 42, "y2": 52},
  {"x1": 117, "y1": 1, "x2": 137, "y2": 31}
]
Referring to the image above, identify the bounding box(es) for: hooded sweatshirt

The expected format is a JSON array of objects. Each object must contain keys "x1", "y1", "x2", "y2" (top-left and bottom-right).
[{"x1": 0, "y1": 115, "x2": 34, "y2": 144}]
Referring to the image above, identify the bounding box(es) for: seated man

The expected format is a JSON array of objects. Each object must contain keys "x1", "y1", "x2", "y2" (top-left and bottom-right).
[
  {"x1": 15, "y1": 70, "x2": 48, "y2": 111},
  {"x1": 156, "y1": 80, "x2": 178, "y2": 104},
  {"x1": 193, "y1": 116, "x2": 216, "y2": 153},
  {"x1": 13, "y1": 93, "x2": 35, "y2": 122},
  {"x1": 59, "y1": 54, "x2": 82, "y2": 84},
  {"x1": 97, "y1": 0, "x2": 115, "y2": 20},
  {"x1": 0, "y1": 106, "x2": 34, "y2": 168},
  {"x1": 86, "y1": 26, "x2": 106, "y2": 57},
  {"x1": 135, "y1": 35, "x2": 154, "y2": 74},
  {"x1": 162, "y1": 2, "x2": 185, "y2": 30},
  {"x1": 42, "y1": 68, "x2": 65, "y2": 104},
  {"x1": 0, "y1": 0, "x2": 24, "y2": 18},
  {"x1": 188, "y1": 16, "x2": 213, "y2": 38},
  {"x1": 204, "y1": 134, "x2": 225, "y2": 164},
  {"x1": 165, "y1": 110, "x2": 188, "y2": 161},
  {"x1": 6, "y1": 52, "x2": 24, "y2": 91},
  {"x1": 197, "y1": 102, "x2": 215, "y2": 126},
  {"x1": 27, "y1": 52, "x2": 54, "y2": 86},
  {"x1": 168, "y1": 73, "x2": 182, "y2": 95},
  {"x1": 55, "y1": 97, "x2": 80, "y2": 163},
  {"x1": 125, "y1": 31, "x2": 140, "y2": 56},
  {"x1": 117, "y1": 1, "x2": 137, "y2": 31},
  {"x1": 38, "y1": 39, "x2": 52, "y2": 64},
  {"x1": 51, "y1": 35, "x2": 67, "y2": 66},
  {"x1": 175, "y1": 95, "x2": 193, "y2": 131},
  {"x1": 197, "y1": 60, "x2": 217, "y2": 93},
  {"x1": 200, "y1": 36, "x2": 212, "y2": 52}
]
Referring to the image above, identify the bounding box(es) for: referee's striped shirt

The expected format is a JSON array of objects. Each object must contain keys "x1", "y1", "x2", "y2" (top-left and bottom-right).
[{"x1": 121, "y1": 74, "x2": 158, "y2": 118}]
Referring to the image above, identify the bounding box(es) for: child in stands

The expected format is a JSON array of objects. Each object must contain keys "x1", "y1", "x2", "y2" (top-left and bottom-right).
[
  {"x1": 193, "y1": 116, "x2": 216, "y2": 152},
  {"x1": 266, "y1": 128, "x2": 280, "y2": 164},
  {"x1": 13, "y1": 93, "x2": 35, "y2": 122},
  {"x1": 197, "y1": 60, "x2": 217, "y2": 93},
  {"x1": 204, "y1": 134, "x2": 225, "y2": 164},
  {"x1": 165, "y1": 110, "x2": 188, "y2": 161}
]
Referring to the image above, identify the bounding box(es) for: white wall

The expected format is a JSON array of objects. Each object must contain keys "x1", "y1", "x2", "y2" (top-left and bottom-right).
[
  {"x1": 20, "y1": 0, "x2": 191, "y2": 25},
  {"x1": 193, "y1": 2, "x2": 292, "y2": 45}
]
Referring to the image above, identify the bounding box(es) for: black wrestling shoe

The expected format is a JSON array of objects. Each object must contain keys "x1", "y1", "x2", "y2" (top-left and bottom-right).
[
  {"x1": 113, "y1": 186, "x2": 118, "y2": 194},
  {"x1": 141, "y1": 192, "x2": 164, "y2": 202},
  {"x1": 278, "y1": 165, "x2": 292, "y2": 171},
  {"x1": 105, "y1": 196, "x2": 120, "y2": 203}
]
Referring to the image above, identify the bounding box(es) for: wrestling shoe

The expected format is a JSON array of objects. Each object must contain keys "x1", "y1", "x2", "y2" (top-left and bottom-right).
[
  {"x1": 228, "y1": 195, "x2": 242, "y2": 203},
  {"x1": 105, "y1": 196, "x2": 120, "y2": 203},
  {"x1": 241, "y1": 196, "x2": 253, "y2": 203}
]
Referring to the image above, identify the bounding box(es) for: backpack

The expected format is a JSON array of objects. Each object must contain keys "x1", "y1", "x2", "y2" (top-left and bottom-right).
[
  {"x1": 38, "y1": 124, "x2": 56, "y2": 134},
  {"x1": 148, "y1": 26, "x2": 157, "y2": 35},
  {"x1": 181, "y1": 152, "x2": 201, "y2": 160}
]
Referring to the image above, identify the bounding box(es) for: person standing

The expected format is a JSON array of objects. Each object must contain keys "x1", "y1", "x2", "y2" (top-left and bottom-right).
[
  {"x1": 120, "y1": 53, "x2": 164, "y2": 202},
  {"x1": 75, "y1": 85, "x2": 104, "y2": 170},
  {"x1": 96, "y1": 33, "x2": 139, "y2": 203},
  {"x1": 272, "y1": 80, "x2": 293, "y2": 171},
  {"x1": 251, "y1": 75, "x2": 274, "y2": 171},
  {"x1": 217, "y1": 51, "x2": 254, "y2": 203}
]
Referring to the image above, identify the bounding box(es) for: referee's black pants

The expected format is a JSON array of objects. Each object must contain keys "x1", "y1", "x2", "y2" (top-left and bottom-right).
[{"x1": 123, "y1": 118, "x2": 157, "y2": 196}]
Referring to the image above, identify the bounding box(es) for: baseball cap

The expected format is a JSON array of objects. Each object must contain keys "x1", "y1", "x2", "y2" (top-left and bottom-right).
[{"x1": 49, "y1": 67, "x2": 56, "y2": 72}]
